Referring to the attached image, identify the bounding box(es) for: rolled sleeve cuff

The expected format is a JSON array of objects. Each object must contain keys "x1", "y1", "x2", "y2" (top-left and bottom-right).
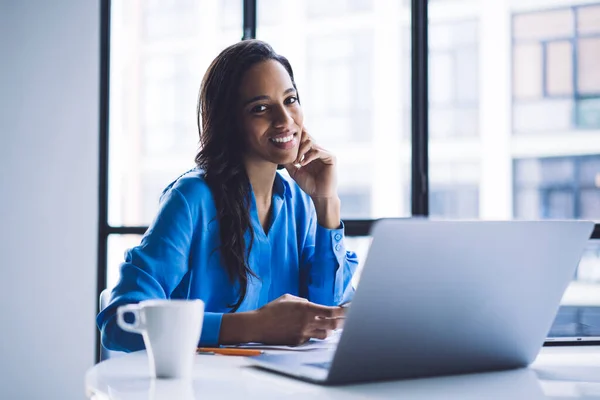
[
  {"x1": 311, "y1": 221, "x2": 347, "y2": 299},
  {"x1": 315, "y1": 221, "x2": 347, "y2": 261},
  {"x1": 199, "y1": 312, "x2": 223, "y2": 346}
]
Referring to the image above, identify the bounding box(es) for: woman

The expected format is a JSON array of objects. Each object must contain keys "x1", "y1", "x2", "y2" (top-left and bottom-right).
[{"x1": 97, "y1": 40, "x2": 358, "y2": 351}]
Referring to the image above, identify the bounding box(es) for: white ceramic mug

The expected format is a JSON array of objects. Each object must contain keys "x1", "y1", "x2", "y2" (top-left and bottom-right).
[{"x1": 117, "y1": 299, "x2": 204, "y2": 379}]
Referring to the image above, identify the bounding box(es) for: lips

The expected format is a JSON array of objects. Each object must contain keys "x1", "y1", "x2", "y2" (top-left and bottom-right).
[
  {"x1": 268, "y1": 131, "x2": 298, "y2": 150},
  {"x1": 269, "y1": 131, "x2": 296, "y2": 141}
]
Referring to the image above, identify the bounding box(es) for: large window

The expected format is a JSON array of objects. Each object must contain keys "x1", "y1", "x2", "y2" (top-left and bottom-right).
[{"x1": 100, "y1": 0, "x2": 600, "y2": 358}]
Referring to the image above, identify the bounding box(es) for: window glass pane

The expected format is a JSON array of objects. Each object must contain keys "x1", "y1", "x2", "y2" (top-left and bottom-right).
[
  {"x1": 306, "y1": 0, "x2": 372, "y2": 18},
  {"x1": 513, "y1": 9, "x2": 573, "y2": 40},
  {"x1": 429, "y1": 108, "x2": 453, "y2": 139},
  {"x1": 580, "y1": 157, "x2": 600, "y2": 187},
  {"x1": 450, "y1": 20, "x2": 479, "y2": 47},
  {"x1": 578, "y1": 38, "x2": 600, "y2": 95},
  {"x1": 429, "y1": 24, "x2": 454, "y2": 51},
  {"x1": 576, "y1": 98, "x2": 600, "y2": 129},
  {"x1": 455, "y1": 47, "x2": 479, "y2": 103},
  {"x1": 581, "y1": 189, "x2": 600, "y2": 219},
  {"x1": 305, "y1": 31, "x2": 373, "y2": 145},
  {"x1": 430, "y1": 162, "x2": 480, "y2": 218},
  {"x1": 338, "y1": 189, "x2": 371, "y2": 218},
  {"x1": 429, "y1": 52, "x2": 455, "y2": 105},
  {"x1": 540, "y1": 158, "x2": 575, "y2": 185},
  {"x1": 546, "y1": 41, "x2": 573, "y2": 97},
  {"x1": 257, "y1": 0, "x2": 411, "y2": 219},
  {"x1": 454, "y1": 107, "x2": 479, "y2": 137},
  {"x1": 108, "y1": 0, "x2": 242, "y2": 227},
  {"x1": 577, "y1": 5, "x2": 600, "y2": 35},
  {"x1": 107, "y1": 235, "x2": 144, "y2": 290},
  {"x1": 430, "y1": 20, "x2": 478, "y2": 51},
  {"x1": 430, "y1": 186, "x2": 479, "y2": 218},
  {"x1": 429, "y1": 5, "x2": 480, "y2": 217},
  {"x1": 513, "y1": 99, "x2": 573, "y2": 133},
  {"x1": 562, "y1": 241, "x2": 600, "y2": 305},
  {"x1": 257, "y1": 0, "x2": 284, "y2": 26},
  {"x1": 547, "y1": 190, "x2": 575, "y2": 218},
  {"x1": 515, "y1": 158, "x2": 541, "y2": 185},
  {"x1": 143, "y1": 0, "x2": 198, "y2": 39},
  {"x1": 220, "y1": 0, "x2": 243, "y2": 31},
  {"x1": 515, "y1": 156, "x2": 600, "y2": 221},
  {"x1": 515, "y1": 189, "x2": 540, "y2": 219},
  {"x1": 513, "y1": 43, "x2": 543, "y2": 99},
  {"x1": 429, "y1": 107, "x2": 478, "y2": 138}
]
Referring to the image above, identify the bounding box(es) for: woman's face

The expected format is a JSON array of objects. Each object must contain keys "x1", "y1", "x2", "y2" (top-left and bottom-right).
[{"x1": 238, "y1": 60, "x2": 304, "y2": 166}]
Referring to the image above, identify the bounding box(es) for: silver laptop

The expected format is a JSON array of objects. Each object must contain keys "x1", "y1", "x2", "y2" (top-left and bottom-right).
[{"x1": 250, "y1": 219, "x2": 594, "y2": 385}]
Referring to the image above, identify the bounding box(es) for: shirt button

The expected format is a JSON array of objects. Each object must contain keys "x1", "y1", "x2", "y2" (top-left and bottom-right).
[
  {"x1": 335, "y1": 244, "x2": 342, "y2": 251},
  {"x1": 334, "y1": 233, "x2": 342, "y2": 241}
]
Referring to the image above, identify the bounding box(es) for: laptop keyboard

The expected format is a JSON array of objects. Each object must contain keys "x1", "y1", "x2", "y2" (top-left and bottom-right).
[{"x1": 305, "y1": 361, "x2": 332, "y2": 370}]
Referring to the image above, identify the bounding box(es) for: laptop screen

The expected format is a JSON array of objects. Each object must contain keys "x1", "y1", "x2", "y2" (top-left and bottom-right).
[{"x1": 546, "y1": 306, "x2": 600, "y2": 342}]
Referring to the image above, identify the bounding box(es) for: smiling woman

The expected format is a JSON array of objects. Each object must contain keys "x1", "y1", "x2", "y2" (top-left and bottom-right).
[
  {"x1": 239, "y1": 61, "x2": 304, "y2": 165},
  {"x1": 97, "y1": 40, "x2": 358, "y2": 353}
]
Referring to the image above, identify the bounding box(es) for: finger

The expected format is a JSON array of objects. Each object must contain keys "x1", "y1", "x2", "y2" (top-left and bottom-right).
[
  {"x1": 280, "y1": 293, "x2": 308, "y2": 302},
  {"x1": 280, "y1": 293, "x2": 304, "y2": 302},
  {"x1": 306, "y1": 303, "x2": 346, "y2": 319},
  {"x1": 295, "y1": 138, "x2": 313, "y2": 165},
  {"x1": 311, "y1": 316, "x2": 343, "y2": 331},
  {"x1": 309, "y1": 329, "x2": 333, "y2": 340},
  {"x1": 299, "y1": 148, "x2": 320, "y2": 166}
]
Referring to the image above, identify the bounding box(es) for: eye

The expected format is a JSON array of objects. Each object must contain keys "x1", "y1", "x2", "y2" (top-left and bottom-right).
[
  {"x1": 250, "y1": 104, "x2": 268, "y2": 113},
  {"x1": 285, "y1": 96, "x2": 298, "y2": 105}
]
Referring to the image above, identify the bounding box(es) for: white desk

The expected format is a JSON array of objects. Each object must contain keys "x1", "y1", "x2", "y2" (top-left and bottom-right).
[{"x1": 86, "y1": 346, "x2": 600, "y2": 399}]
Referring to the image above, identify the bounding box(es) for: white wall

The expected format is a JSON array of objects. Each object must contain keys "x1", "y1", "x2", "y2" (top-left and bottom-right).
[{"x1": 0, "y1": 0, "x2": 98, "y2": 399}]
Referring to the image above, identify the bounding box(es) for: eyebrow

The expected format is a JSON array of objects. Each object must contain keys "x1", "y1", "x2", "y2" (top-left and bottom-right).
[{"x1": 243, "y1": 87, "x2": 296, "y2": 107}]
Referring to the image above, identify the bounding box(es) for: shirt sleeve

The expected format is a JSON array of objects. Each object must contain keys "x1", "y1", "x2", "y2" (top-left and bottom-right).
[
  {"x1": 299, "y1": 208, "x2": 359, "y2": 306},
  {"x1": 96, "y1": 187, "x2": 223, "y2": 352}
]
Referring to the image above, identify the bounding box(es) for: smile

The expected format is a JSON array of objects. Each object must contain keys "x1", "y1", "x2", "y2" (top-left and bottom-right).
[{"x1": 269, "y1": 134, "x2": 295, "y2": 143}]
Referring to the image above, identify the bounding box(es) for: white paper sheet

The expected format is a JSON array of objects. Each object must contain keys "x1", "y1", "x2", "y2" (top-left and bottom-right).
[{"x1": 224, "y1": 330, "x2": 342, "y2": 351}]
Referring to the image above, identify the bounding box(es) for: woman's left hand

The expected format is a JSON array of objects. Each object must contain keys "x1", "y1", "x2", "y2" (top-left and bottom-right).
[{"x1": 284, "y1": 128, "x2": 337, "y2": 199}]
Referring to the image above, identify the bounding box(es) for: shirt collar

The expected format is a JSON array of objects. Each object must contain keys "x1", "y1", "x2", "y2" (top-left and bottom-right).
[{"x1": 273, "y1": 172, "x2": 291, "y2": 199}]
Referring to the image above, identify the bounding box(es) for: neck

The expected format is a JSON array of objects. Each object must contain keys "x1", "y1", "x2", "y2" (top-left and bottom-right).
[{"x1": 244, "y1": 157, "x2": 277, "y2": 201}]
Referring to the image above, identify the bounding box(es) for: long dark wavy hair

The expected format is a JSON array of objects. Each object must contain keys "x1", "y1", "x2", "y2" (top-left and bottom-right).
[{"x1": 195, "y1": 40, "x2": 298, "y2": 312}]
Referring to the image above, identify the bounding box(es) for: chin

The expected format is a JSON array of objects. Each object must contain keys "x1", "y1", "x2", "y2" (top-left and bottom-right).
[{"x1": 268, "y1": 152, "x2": 297, "y2": 167}]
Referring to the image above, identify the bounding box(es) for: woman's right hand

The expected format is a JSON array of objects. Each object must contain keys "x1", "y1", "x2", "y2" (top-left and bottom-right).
[{"x1": 252, "y1": 294, "x2": 345, "y2": 345}]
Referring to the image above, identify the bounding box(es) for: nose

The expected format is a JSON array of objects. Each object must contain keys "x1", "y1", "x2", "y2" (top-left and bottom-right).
[{"x1": 272, "y1": 104, "x2": 294, "y2": 130}]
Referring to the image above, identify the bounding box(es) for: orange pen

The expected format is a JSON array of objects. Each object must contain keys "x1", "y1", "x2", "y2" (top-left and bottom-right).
[{"x1": 197, "y1": 347, "x2": 263, "y2": 356}]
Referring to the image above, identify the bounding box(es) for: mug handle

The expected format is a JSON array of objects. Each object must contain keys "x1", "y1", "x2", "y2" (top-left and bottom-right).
[{"x1": 117, "y1": 303, "x2": 146, "y2": 334}]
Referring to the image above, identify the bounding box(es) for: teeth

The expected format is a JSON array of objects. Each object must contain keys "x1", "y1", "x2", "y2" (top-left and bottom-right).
[{"x1": 271, "y1": 135, "x2": 293, "y2": 143}]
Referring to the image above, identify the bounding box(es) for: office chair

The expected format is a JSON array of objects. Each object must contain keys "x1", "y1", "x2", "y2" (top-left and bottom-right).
[{"x1": 98, "y1": 288, "x2": 124, "y2": 361}]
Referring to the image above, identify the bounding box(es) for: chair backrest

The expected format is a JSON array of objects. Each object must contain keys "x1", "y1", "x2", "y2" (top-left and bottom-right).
[{"x1": 99, "y1": 288, "x2": 123, "y2": 361}]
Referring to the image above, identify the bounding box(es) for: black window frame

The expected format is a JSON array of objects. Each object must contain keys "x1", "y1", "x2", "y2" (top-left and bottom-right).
[{"x1": 97, "y1": 0, "x2": 600, "y2": 362}]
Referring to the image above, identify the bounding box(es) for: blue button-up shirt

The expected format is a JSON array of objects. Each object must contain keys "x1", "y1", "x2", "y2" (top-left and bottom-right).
[{"x1": 97, "y1": 168, "x2": 358, "y2": 351}]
